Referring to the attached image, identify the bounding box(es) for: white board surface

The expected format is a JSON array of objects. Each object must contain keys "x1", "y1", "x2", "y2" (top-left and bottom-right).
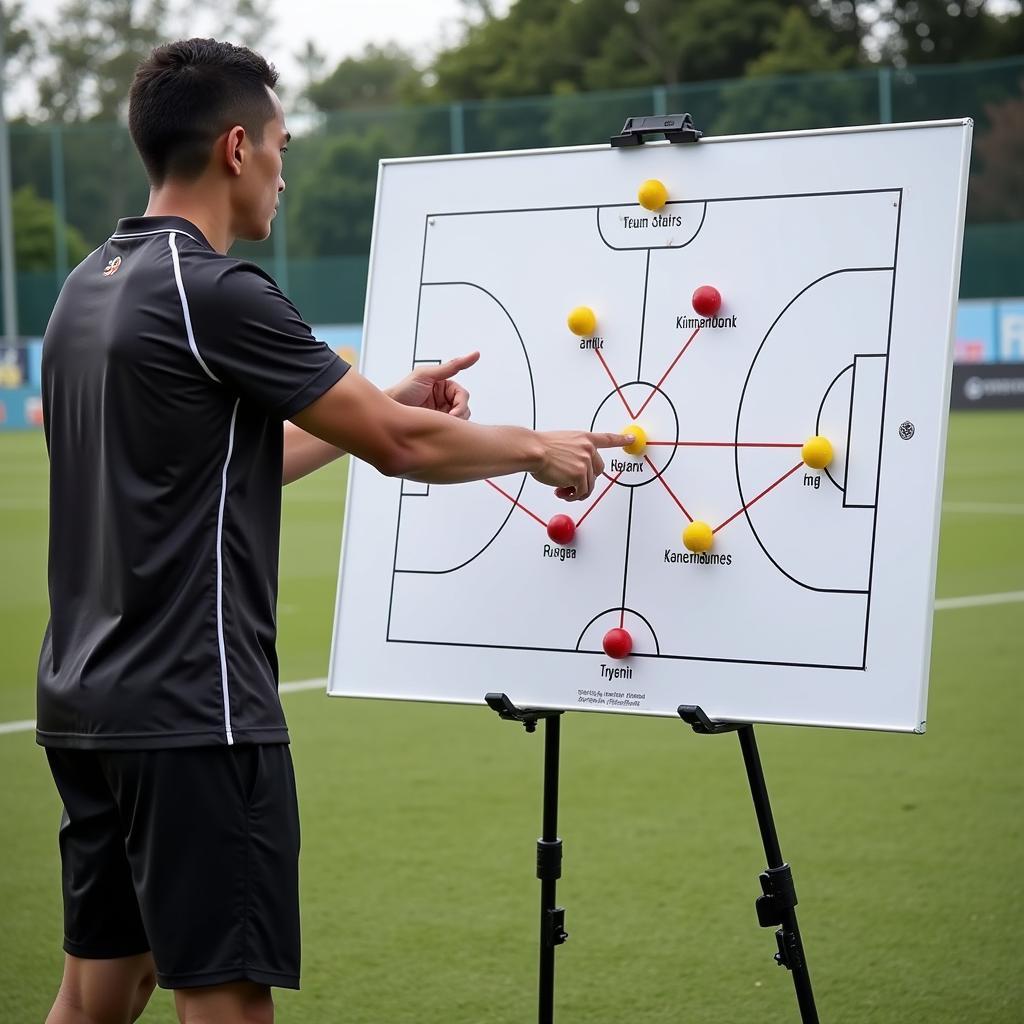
[{"x1": 327, "y1": 120, "x2": 972, "y2": 733}]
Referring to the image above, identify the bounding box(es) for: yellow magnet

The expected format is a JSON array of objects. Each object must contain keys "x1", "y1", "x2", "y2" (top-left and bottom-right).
[
  {"x1": 801, "y1": 435, "x2": 833, "y2": 469},
  {"x1": 621, "y1": 423, "x2": 648, "y2": 456},
  {"x1": 637, "y1": 178, "x2": 668, "y2": 211},
  {"x1": 683, "y1": 521, "x2": 714, "y2": 553},
  {"x1": 567, "y1": 306, "x2": 597, "y2": 337}
]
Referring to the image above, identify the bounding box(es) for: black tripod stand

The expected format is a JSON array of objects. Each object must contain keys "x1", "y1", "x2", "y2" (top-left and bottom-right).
[
  {"x1": 485, "y1": 693, "x2": 567, "y2": 1024},
  {"x1": 679, "y1": 705, "x2": 819, "y2": 1023},
  {"x1": 486, "y1": 693, "x2": 820, "y2": 1024}
]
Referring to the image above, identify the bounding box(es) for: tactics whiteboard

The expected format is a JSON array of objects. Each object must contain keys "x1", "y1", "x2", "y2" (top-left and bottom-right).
[{"x1": 327, "y1": 119, "x2": 972, "y2": 733}]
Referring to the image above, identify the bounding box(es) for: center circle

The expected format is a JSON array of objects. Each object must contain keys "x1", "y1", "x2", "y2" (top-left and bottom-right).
[{"x1": 590, "y1": 381, "x2": 680, "y2": 488}]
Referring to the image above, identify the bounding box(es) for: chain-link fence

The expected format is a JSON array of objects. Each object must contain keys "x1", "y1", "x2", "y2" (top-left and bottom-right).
[{"x1": 3, "y1": 55, "x2": 1022, "y2": 334}]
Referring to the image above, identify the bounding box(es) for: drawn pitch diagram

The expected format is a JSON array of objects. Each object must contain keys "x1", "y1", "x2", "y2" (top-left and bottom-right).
[{"x1": 386, "y1": 187, "x2": 903, "y2": 671}]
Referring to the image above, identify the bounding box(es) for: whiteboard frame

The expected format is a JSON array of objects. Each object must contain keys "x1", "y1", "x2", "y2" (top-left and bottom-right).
[{"x1": 326, "y1": 118, "x2": 973, "y2": 734}]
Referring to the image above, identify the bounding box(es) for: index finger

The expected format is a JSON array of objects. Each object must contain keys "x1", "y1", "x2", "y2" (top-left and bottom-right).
[
  {"x1": 589, "y1": 432, "x2": 635, "y2": 449},
  {"x1": 432, "y1": 351, "x2": 481, "y2": 380}
]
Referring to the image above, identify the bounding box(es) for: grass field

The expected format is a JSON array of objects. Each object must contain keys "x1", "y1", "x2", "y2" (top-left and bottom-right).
[{"x1": 1, "y1": 412, "x2": 1022, "y2": 1023}]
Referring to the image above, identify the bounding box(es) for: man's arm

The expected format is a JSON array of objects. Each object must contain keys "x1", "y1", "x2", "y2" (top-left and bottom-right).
[
  {"x1": 290, "y1": 368, "x2": 629, "y2": 500},
  {"x1": 282, "y1": 423, "x2": 344, "y2": 485},
  {"x1": 283, "y1": 352, "x2": 478, "y2": 486}
]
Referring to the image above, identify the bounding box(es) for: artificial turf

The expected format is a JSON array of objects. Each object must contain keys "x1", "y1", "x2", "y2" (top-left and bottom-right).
[{"x1": 0, "y1": 411, "x2": 1021, "y2": 1022}]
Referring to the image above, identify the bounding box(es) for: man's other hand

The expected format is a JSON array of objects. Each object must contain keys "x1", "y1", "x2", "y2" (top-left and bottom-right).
[{"x1": 386, "y1": 351, "x2": 480, "y2": 419}]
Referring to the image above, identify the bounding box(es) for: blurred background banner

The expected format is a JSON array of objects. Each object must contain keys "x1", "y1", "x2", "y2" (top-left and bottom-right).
[
  {"x1": 0, "y1": 337, "x2": 41, "y2": 428},
  {"x1": 950, "y1": 361, "x2": 1024, "y2": 408}
]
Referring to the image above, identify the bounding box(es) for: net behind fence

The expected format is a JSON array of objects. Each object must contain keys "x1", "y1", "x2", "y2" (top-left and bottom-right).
[{"x1": 4, "y1": 56, "x2": 1022, "y2": 333}]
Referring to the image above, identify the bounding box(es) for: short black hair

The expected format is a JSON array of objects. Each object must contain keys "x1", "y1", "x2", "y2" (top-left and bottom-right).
[{"x1": 129, "y1": 38, "x2": 279, "y2": 186}]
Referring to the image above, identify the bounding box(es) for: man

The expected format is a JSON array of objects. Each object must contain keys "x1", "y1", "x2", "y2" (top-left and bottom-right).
[{"x1": 37, "y1": 37, "x2": 627, "y2": 1024}]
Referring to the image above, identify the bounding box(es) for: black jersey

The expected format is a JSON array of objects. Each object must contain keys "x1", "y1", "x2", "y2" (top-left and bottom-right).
[{"x1": 37, "y1": 215, "x2": 349, "y2": 749}]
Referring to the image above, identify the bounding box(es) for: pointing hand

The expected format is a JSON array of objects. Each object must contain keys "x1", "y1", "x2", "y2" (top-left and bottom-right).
[
  {"x1": 533, "y1": 431, "x2": 634, "y2": 501},
  {"x1": 387, "y1": 351, "x2": 480, "y2": 419}
]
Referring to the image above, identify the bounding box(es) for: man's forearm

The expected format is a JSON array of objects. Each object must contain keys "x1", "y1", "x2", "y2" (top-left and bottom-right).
[
  {"x1": 392, "y1": 412, "x2": 545, "y2": 484},
  {"x1": 289, "y1": 370, "x2": 624, "y2": 500},
  {"x1": 291, "y1": 374, "x2": 543, "y2": 484},
  {"x1": 282, "y1": 422, "x2": 346, "y2": 485}
]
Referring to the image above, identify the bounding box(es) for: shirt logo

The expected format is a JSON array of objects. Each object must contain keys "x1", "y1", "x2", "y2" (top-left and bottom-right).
[{"x1": 102, "y1": 256, "x2": 122, "y2": 277}]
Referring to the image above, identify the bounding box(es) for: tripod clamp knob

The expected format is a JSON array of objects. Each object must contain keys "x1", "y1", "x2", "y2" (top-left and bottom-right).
[
  {"x1": 754, "y1": 864, "x2": 805, "y2": 971},
  {"x1": 756, "y1": 863, "x2": 798, "y2": 927}
]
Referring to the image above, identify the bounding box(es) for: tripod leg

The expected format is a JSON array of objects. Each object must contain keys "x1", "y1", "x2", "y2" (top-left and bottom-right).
[
  {"x1": 738, "y1": 726, "x2": 819, "y2": 1024},
  {"x1": 537, "y1": 714, "x2": 567, "y2": 1024}
]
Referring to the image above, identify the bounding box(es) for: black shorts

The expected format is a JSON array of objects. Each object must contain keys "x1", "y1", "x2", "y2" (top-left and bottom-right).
[{"x1": 45, "y1": 743, "x2": 301, "y2": 990}]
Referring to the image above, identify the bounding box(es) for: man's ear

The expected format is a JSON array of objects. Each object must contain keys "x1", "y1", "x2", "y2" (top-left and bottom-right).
[{"x1": 223, "y1": 125, "x2": 246, "y2": 177}]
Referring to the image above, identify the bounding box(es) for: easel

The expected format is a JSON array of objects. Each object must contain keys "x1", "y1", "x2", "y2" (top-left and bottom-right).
[
  {"x1": 483, "y1": 113, "x2": 818, "y2": 1023},
  {"x1": 486, "y1": 693, "x2": 819, "y2": 1024},
  {"x1": 485, "y1": 113, "x2": 822, "y2": 1021}
]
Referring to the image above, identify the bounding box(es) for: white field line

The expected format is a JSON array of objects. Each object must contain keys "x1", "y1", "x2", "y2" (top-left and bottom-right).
[
  {"x1": 0, "y1": 678, "x2": 328, "y2": 737},
  {"x1": 933, "y1": 590, "x2": 1024, "y2": 610},
  {"x1": 0, "y1": 719, "x2": 36, "y2": 735},
  {"x1": 279, "y1": 678, "x2": 327, "y2": 694},
  {"x1": 0, "y1": 498, "x2": 340, "y2": 512},
  {"x1": 3, "y1": 591, "x2": 1024, "y2": 737}
]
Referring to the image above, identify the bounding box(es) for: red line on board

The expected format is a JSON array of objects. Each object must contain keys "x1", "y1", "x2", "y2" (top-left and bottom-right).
[
  {"x1": 713, "y1": 461, "x2": 804, "y2": 534},
  {"x1": 575, "y1": 471, "x2": 624, "y2": 528},
  {"x1": 634, "y1": 327, "x2": 701, "y2": 418},
  {"x1": 594, "y1": 349, "x2": 636, "y2": 419},
  {"x1": 484, "y1": 479, "x2": 547, "y2": 528},
  {"x1": 645, "y1": 441, "x2": 804, "y2": 448},
  {"x1": 645, "y1": 457, "x2": 693, "y2": 522}
]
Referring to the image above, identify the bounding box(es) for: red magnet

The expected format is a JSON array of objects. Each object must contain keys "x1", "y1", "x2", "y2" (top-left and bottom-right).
[
  {"x1": 692, "y1": 285, "x2": 722, "y2": 317},
  {"x1": 547, "y1": 514, "x2": 576, "y2": 545},
  {"x1": 602, "y1": 627, "x2": 633, "y2": 659}
]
